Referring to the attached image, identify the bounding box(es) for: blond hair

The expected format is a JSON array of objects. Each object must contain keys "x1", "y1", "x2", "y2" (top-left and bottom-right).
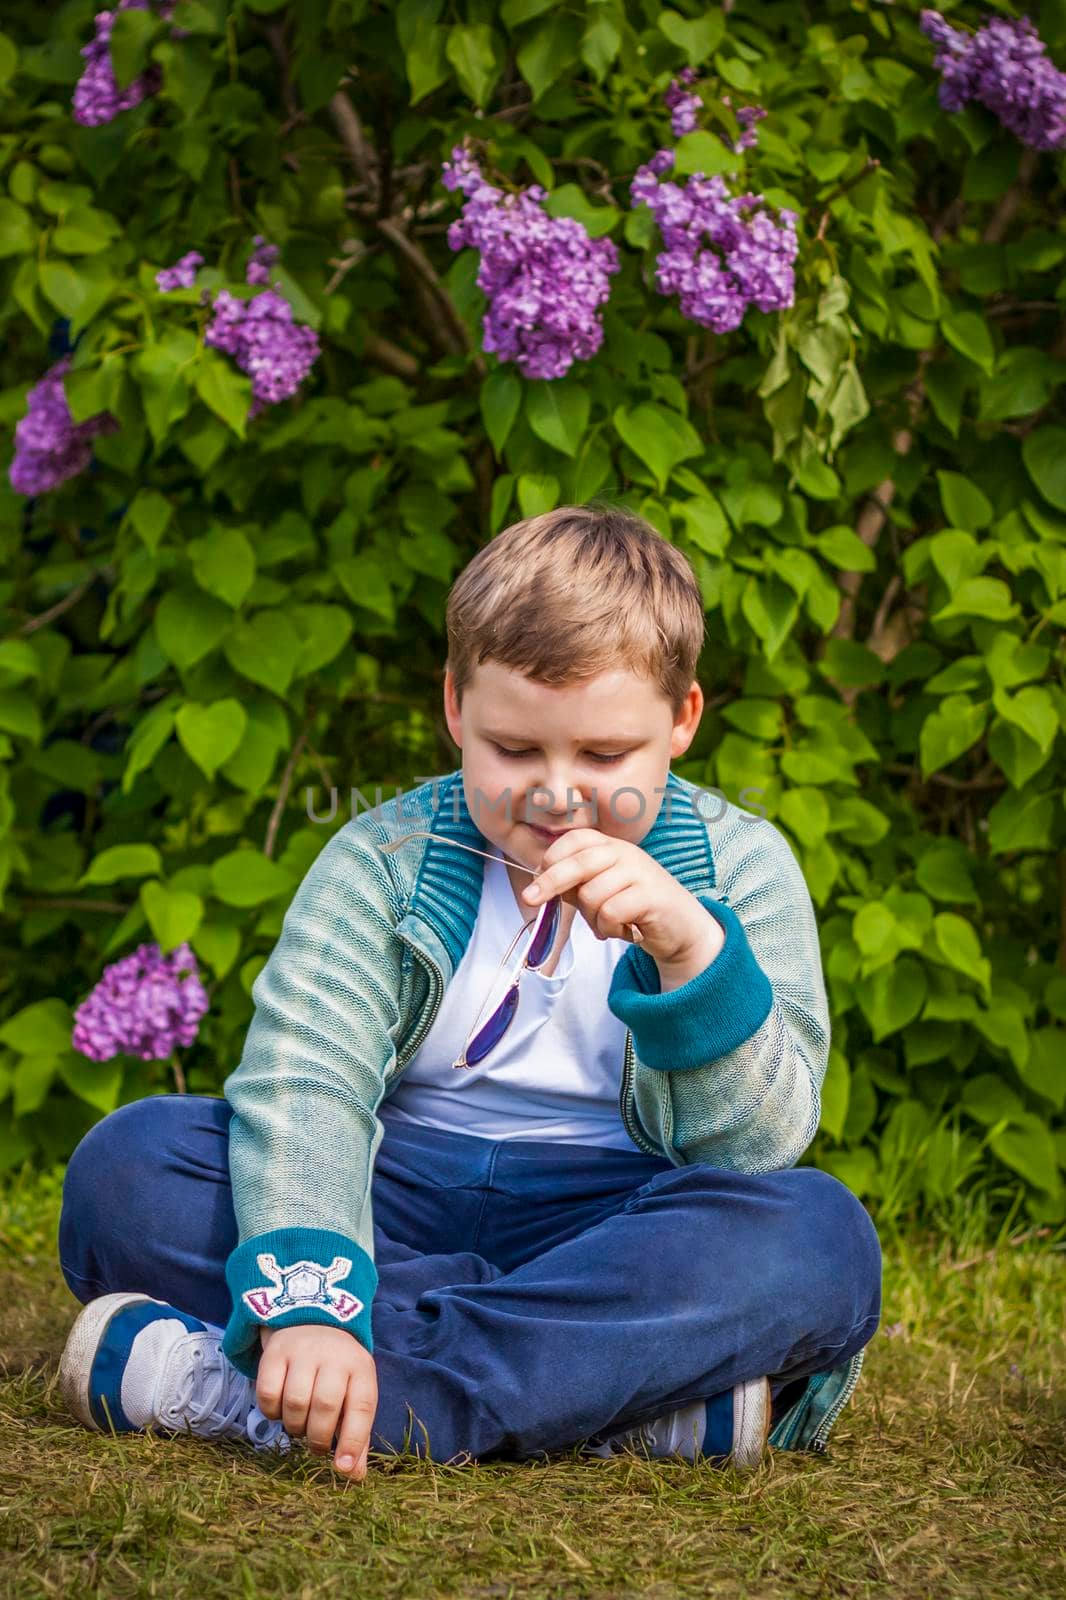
[{"x1": 445, "y1": 502, "x2": 705, "y2": 718}]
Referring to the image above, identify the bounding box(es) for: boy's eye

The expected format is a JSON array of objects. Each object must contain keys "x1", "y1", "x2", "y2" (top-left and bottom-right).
[{"x1": 491, "y1": 743, "x2": 628, "y2": 766}]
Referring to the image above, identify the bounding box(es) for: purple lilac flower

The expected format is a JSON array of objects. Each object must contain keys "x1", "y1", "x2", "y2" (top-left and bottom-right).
[
  {"x1": 920, "y1": 10, "x2": 1066, "y2": 151},
  {"x1": 72, "y1": 941, "x2": 209, "y2": 1063},
  {"x1": 204, "y1": 288, "x2": 320, "y2": 417},
  {"x1": 246, "y1": 235, "x2": 281, "y2": 286},
  {"x1": 72, "y1": 0, "x2": 172, "y2": 127},
  {"x1": 8, "y1": 357, "x2": 119, "y2": 497},
  {"x1": 728, "y1": 102, "x2": 768, "y2": 152},
  {"x1": 664, "y1": 66, "x2": 702, "y2": 137},
  {"x1": 630, "y1": 149, "x2": 799, "y2": 333},
  {"x1": 156, "y1": 250, "x2": 204, "y2": 292},
  {"x1": 440, "y1": 145, "x2": 621, "y2": 381}
]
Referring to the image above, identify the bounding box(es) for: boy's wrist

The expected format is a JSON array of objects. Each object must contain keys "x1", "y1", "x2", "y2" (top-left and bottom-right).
[{"x1": 654, "y1": 908, "x2": 726, "y2": 993}]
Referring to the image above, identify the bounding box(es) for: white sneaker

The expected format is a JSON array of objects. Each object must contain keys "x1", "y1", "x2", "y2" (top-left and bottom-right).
[
  {"x1": 59, "y1": 1291, "x2": 290, "y2": 1453},
  {"x1": 581, "y1": 1376, "x2": 772, "y2": 1470}
]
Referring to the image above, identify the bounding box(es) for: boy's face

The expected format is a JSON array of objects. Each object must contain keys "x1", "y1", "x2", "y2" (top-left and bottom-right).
[{"x1": 442, "y1": 660, "x2": 703, "y2": 862}]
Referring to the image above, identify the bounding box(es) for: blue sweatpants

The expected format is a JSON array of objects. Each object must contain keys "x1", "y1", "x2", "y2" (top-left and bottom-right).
[{"x1": 58, "y1": 1094, "x2": 882, "y2": 1464}]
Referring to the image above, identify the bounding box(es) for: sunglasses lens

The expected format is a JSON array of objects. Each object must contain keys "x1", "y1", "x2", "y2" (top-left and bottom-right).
[
  {"x1": 464, "y1": 982, "x2": 520, "y2": 1065},
  {"x1": 525, "y1": 897, "x2": 561, "y2": 969}
]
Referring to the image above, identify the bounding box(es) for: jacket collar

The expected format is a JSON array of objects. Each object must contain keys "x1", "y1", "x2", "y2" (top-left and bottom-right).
[{"x1": 398, "y1": 768, "x2": 716, "y2": 980}]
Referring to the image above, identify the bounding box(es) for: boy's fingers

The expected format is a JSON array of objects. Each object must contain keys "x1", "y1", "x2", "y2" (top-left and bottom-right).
[
  {"x1": 255, "y1": 1347, "x2": 287, "y2": 1420},
  {"x1": 280, "y1": 1369, "x2": 316, "y2": 1439},
  {"x1": 333, "y1": 1390, "x2": 377, "y2": 1481},
  {"x1": 305, "y1": 1370, "x2": 349, "y2": 1456}
]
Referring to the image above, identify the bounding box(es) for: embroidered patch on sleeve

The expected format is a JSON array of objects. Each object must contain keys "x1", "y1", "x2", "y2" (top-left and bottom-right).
[{"x1": 241, "y1": 1253, "x2": 364, "y2": 1323}]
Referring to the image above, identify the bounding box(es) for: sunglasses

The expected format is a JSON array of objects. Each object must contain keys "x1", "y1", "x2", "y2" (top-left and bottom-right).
[{"x1": 378, "y1": 830, "x2": 644, "y2": 1070}]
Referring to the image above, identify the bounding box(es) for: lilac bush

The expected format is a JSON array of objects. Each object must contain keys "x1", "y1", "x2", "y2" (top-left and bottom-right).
[
  {"x1": 631, "y1": 151, "x2": 798, "y2": 334},
  {"x1": 72, "y1": 0, "x2": 172, "y2": 128},
  {"x1": 8, "y1": 357, "x2": 119, "y2": 497},
  {"x1": 246, "y1": 235, "x2": 281, "y2": 287},
  {"x1": 204, "y1": 288, "x2": 321, "y2": 418},
  {"x1": 920, "y1": 10, "x2": 1066, "y2": 151},
  {"x1": 72, "y1": 941, "x2": 209, "y2": 1063},
  {"x1": 441, "y1": 145, "x2": 621, "y2": 381},
  {"x1": 155, "y1": 249, "x2": 204, "y2": 292}
]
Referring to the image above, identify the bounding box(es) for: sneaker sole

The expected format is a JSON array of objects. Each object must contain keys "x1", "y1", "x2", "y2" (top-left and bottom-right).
[
  {"x1": 731, "y1": 1376, "x2": 772, "y2": 1470},
  {"x1": 59, "y1": 1291, "x2": 165, "y2": 1433}
]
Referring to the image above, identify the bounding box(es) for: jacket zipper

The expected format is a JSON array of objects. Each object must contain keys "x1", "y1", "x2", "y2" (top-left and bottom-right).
[
  {"x1": 393, "y1": 942, "x2": 444, "y2": 1076},
  {"x1": 619, "y1": 1028, "x2": 662, "y2": 1157},
  {"x1": 808, "y1": 1347, "x2": 865, "y2": 1454}
]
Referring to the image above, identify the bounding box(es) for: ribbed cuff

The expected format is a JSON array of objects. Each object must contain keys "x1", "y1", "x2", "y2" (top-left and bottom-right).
[
  {"x1": 221, "y1": 1227, "x2": 377, "y2": 1379},
  {"x1": 607, "y1": 894, "x2": 773, "y2": 1072}
]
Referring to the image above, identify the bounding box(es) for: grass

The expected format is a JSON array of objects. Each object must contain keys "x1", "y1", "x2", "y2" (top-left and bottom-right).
[{"x1": 0, "y1": 1166, "x2": 1063, "y2": 1600}]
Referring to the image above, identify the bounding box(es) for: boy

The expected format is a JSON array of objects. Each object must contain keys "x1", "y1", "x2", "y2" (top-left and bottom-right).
[{"x1": 57, "y1": 504, "x2": 882, "y2": 1482}]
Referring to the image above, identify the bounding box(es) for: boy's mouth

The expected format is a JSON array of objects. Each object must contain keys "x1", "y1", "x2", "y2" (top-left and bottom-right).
[{"x1": 526, "y1": 823, "x2": 570, "y2": 840}]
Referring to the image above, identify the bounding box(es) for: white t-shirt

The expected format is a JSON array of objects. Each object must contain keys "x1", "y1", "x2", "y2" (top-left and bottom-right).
[{"x1": 379, "y1": 845, "x2": 641, "y2": 1148}]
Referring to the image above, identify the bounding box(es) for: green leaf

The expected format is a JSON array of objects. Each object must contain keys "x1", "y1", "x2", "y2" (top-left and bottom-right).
[
  {"x1": 14, "y1": 1053, "x2": 57, "y2": 1116},
  {"x1": 676, "y1": 495, "x2": 729, "y2": 556},
  {"x1": 445, "y1": 23, "x2": 501, "y2": 107},
  {"x1": 931, "y1": 578, "x2": 1017, "y2": 624},
  {"x1": 480, "y1": 370, "x2": 522, "y2": 458},
  {"x1": 194, "y1": 351, "x2": 251, "y2": 438},
  {"x1": 741, "y1": 576, "x2": 799, "y2": 661},
  {"x1": 109, "y1": 4, "x2": 161, "y2": 88},
  {"x1": 819, "y1": 1046, "x2": 850, "y2": 1141},
  {"x1": 139, "y1": 881, "x2": 204, "y2": 952},
  {"x1": 154, "y1": 36, "x2": 214, "y2": 117},
  {"x1": 937, "y1": 471, "x2": 993, "y2": 531},
  {"x1": 658, "y1": 8, "x2": 725, "y2": 64},
  {"x1": 0, "y1": 198, "x2": 35, "y2": 257},
  {"x1": 0, "y1": 692, "x2": 41, "y2": 744},
  {"x1": 672, "y1": 130, "x2": 740, "y2": 180},
  {"x1": 988, "y1": 718, "x2": 1052, "y2": 789},
  {"x1": 516, "y1": 16, "x2": 580, "y2": 101},
  {"x1": 79, "y1": 844, "x2": 163, "y2": 887},
  {"x1": 516, "y1": 473, "x2": 560, "y2": 518},
  {"x1": 811, "y1": 525, "x2": 876, "y2": 572},
  {"x1": 175, "y1": 699, "x2": 248, "y2": 779},
  {"x1": 290, "y1": 605, "x2": 353, "y2": 675},
  {"x1": 525, "y1": 381, "x2": 589, "y2": 459},
  {"x1": 192, "y1": 921, "x2": 242, "y2": 980},
  {"x1": 333, "y1": 555, "x2": 396, "y2": 621},
  {"x1": 58, "y1": 1051, "x2": 124, "y2": 1113},
  {"x1": 856, "y1": 956, "x2": 927, "y2": 1042},
  {"x1": 1017, "y1": 1027, "x2": 1066, "y2": 1111},
  {"x1": 933, "y1": 912, "x2": 990, "y2": 995},
  {"x1": 38, "y1": 258, "x2": 116, "y2": 338},
  {"x1": 0, "y1": 997, "x2": 73, "y2": 1057},
  {"x1": 992, "y1": 685, "x2": 1059, "y2": 755},
  {"x1": 542, "y1": 181, "x2": 619, "y2": 239},
  {"x1": 133, "y1": 330, "x2": 196, "y2": 446},
  {"x1": 989, "y1": 1114, "x2": 1061, "y2": 1194},
  {"x1": 914, "y1": 846, "x2": 979, "y2": 904},
  {"x1": 918, "y1": 694, "x2": 988, "y2": 778},
  {"x1": 155, "y1": 587, "x2": 232, "y2": 670},
  {"x1": 987, "y1": 788, "x2": 1056, "y2": 854},
  {"x1": 212, "y1": 849, "x2": 294, "y2": 907},
  {"x1": 404, "y1": 21, "x2": 448, "y2": 102},
  {"x1": 125, "y1": 488, "x2": 172, "y2": 554},
  {"x1": 941, "y1": 310, "x2": 995, "y2": 378},
  {"x1": 224, "y1": 612, "x2": 303, "y2": 695},
  {"x1": 613, "y1": 403, "x2": 703, "y2": 492},
  {"x1": 1022, "y1": 427, "x2": 1066, "y2": 512},
  {"x1": 581, "y1": 12, "x2": 621, "y2": 81},
  {"x1": 190, "y1": 525, "x2": 256, "y2": 609}
]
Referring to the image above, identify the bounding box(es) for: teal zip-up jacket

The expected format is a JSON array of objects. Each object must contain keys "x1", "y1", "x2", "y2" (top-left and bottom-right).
[{"x1": 220, "y1": 767, "x2": 868, "y2": 1456}]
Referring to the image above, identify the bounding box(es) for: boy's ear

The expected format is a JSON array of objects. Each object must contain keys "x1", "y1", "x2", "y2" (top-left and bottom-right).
[
  {"x1": 669, "y1": 680, "x2": 704, "y2": 757},
  {"x1": 443, "y1": 666, "x2": 462, "y2": 747}
]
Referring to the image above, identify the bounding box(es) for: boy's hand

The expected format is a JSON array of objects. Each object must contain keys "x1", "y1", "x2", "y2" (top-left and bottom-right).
[
  {"x1": 522, "y1": 826, "x2": 724, "y2": 976},
  {"x1": 256, "y1": 1324, "x2": 377, "y2": 1483}
]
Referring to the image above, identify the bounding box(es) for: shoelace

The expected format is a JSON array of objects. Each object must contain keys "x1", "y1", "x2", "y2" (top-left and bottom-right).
[{"x1": 157, "y1": 1333, "x2": 290, "y2": 1453}]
